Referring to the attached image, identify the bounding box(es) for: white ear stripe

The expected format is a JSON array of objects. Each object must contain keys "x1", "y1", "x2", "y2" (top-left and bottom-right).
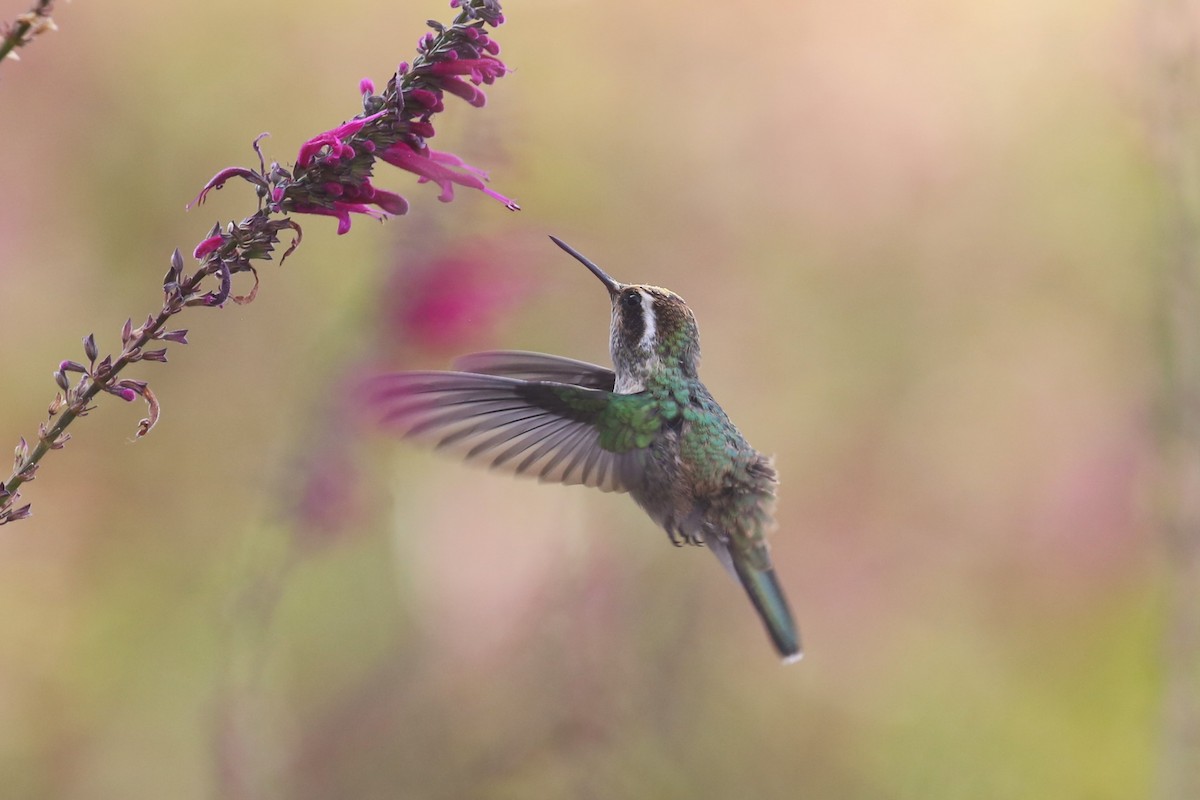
[{"x1": 638, "y1": 290, "x2": 657, "y2": 350}]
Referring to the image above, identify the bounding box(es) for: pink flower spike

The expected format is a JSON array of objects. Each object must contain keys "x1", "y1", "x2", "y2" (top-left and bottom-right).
[
  {"x1": 193, "y1": 235, "x2": 225, "y2": 259},
  {"x1": 360, "y1": 77, "x2": 375, "y2": 96}
]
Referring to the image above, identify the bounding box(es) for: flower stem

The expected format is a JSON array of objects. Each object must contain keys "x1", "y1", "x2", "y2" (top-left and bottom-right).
[
  {"x1": 1, "y1": 269, "x2": 203, "y2": 514},
  {"x1": 1, "y1": 0, "x2": 512, "y2": 524},
  {"x1": 0, "y1": 0, "x2": 55, "y2": 65}
]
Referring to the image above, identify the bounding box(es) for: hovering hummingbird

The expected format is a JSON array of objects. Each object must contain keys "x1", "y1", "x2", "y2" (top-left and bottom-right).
[{"x1": 368, "y1": 237, "x2": 801, "y2": 662}]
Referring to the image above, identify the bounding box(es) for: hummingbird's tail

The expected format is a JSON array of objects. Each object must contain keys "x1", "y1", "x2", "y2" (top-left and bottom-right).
[{"x1": 730, "y1": 556, "x2": 803, "y2": 664}]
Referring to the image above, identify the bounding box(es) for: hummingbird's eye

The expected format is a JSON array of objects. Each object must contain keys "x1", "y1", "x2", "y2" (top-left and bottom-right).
[{"x1": 621, "y1": 290, "x2": 641, "y2": 310}]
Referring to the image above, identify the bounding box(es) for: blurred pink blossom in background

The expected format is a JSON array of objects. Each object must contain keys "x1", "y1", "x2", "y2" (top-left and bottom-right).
[{"x1": 382, "y1": 237, "x2": 535, "y2": 354}]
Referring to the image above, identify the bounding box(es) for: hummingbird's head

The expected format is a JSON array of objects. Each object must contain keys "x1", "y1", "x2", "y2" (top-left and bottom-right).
[{"x1": 550, "y1": 236, "x2": 700, "y2": 391}]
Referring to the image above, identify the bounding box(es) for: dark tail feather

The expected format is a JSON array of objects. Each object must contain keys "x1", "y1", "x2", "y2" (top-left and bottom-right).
[{"x1": 731, "y1": 557, "x2": 802, "y2": 664}]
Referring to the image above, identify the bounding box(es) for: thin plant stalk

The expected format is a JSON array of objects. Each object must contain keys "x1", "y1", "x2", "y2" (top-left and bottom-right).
[
  {"x1": 0, "y1": 0, "x2": 56, "y2": 64},
  {"x1": 0, "y1": 0, "x2": 516, "y2": 525}
]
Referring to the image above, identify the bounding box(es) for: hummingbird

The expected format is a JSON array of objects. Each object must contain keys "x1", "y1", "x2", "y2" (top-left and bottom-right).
[{"x1": 367, "y1": 236, "x2": 801, "y2": 662}]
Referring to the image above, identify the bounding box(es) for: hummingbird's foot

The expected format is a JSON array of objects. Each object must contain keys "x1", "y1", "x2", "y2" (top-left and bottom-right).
[{"x1": 665, "y1": 524, "x2": 704, "y2": 547}]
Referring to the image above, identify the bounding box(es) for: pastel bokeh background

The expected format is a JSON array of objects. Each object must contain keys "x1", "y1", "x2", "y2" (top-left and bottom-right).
[{"x1": 0, "y1": 0, "x2": 1194, "y2": 797}]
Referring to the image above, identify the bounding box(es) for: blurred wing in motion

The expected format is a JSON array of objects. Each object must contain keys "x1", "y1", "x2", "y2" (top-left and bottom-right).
[
  {"x1": 452, "y1": 351, "x2": 616, "y2": 391},
  {"x1": 366, "y1": 370, "x2": 657, "y2": 494}
]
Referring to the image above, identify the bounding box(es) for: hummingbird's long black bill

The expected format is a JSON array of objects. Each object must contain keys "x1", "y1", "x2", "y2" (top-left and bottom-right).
[{"x1": 549, "y1": 235, "x2": 622, "y2": 297}]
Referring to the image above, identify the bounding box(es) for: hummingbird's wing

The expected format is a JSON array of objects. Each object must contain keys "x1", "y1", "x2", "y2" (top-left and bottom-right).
[
  {"x1": 451, "y1": 351, "x2": 616, "y2": 391},
  {"x1": 366, "y1": 371, "x2": 660, "y2": 494}
]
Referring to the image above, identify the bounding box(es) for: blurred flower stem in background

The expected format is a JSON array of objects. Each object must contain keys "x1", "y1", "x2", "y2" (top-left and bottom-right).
[
  {"x1": 0, "y1": 0, "x2": 55, "y2": 64},
  {"x1": 0, "y1": 0, "x2": 517, "y2": 526},
  {"x1": 1145, "y1": 1, "x2": 1200, "y2": 798}
]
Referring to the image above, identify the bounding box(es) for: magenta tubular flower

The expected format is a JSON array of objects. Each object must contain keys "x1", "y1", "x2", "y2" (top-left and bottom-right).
[
  {"x1": 380, "y1": 143, "x2": 518, "y2": 208},
  {"x1": 294, "y1": 112, "x2": 383, "y2": 169},
  {"x1": 426, "y1": 56, "x2": 508, "y2": 84},
  {"x1": 439, "y1": 76, "x2": 486, "y2": 107},
  {"x1": 288, "y1": 202, "x2": 383, "y2": 236},
  {"x1": 193, "y1": 235, "x2": 224, "y2": 259},
  {"x1": 287, "y1": 177, "x2": 411, "y2": 234}
]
